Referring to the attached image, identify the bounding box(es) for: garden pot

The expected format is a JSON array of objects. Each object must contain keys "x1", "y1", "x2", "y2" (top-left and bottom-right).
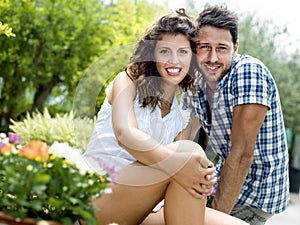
[
  {"x1": 289, "y1": 167, "x2": 300, "y2": 193},
  {"x1": 0, "y1": 212, "x2": 62, "y2": 225}
]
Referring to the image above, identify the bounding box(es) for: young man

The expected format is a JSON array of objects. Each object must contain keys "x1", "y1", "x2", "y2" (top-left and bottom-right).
[{"x1": 181, "y1": 4, "x2": 290, "y2": 225}]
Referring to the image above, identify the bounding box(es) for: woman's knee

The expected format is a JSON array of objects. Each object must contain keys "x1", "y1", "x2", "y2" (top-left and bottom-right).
[{"x1": 167, "y1": 140, "x2": 204, "y2": 154}]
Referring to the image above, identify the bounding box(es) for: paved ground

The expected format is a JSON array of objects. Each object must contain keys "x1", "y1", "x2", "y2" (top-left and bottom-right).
[{"x1": 265, "y1": 192, "x2": 300, "y2": 225}]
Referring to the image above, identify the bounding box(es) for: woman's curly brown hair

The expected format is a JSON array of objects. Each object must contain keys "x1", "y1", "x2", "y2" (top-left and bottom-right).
[{"x1": 125, "y1": 9, "x2": 197, "y2": 110}]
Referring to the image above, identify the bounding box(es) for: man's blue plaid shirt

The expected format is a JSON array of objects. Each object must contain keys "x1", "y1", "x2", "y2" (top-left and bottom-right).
[{"x1": 181, "y1": 54, "x2": 289, "y2": 214}]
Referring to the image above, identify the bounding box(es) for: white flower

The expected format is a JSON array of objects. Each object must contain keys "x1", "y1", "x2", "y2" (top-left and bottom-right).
[
  {"x1": 0, "y1": 133, "x2": 9, "y2": 144},
  {"x1": 49, "y1": 141, "x2": 74, "y2": 158},
  {"x1": 49, "y1": 141, "x2": 93, "y2": 174},
  {"x1": 0, "y1": 132, "x2": 7, "y2": 139}
]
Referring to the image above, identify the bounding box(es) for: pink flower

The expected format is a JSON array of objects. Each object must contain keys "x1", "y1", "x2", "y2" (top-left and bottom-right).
[
  {"x1": 211, "y1": 186, "x2": 217, "y2": 197},
  {"x1": 0, "y1": 142, "x2": 6, "y2": 149},
  {"x1": 85, "y1": 154, "x2": 118, "y2": 184},
  {"x1": 8, "y1": 132, "x2": 22, "y2": 144}
]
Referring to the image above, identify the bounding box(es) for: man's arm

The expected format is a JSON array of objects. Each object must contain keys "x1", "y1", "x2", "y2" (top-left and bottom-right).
[
  {"x1": 175, "y1": 115, "x2": 201, "y2": 141},
  {"x1": 212, "y1": 103, "x2": 268, "y2": 214}
]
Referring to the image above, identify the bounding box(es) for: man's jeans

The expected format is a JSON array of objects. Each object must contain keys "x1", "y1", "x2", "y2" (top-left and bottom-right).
[{"x1": 230, "y1": 205, "x2": 273, "y2": 225}]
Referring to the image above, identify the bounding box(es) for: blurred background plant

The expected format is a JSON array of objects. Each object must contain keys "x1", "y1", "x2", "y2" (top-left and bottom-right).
[
  {"x1": 9, "y1": 108, "x2": 95, "y2": 151},
  {"x1": 0, "y1": 0, "x2": 167, "y2": 132}
]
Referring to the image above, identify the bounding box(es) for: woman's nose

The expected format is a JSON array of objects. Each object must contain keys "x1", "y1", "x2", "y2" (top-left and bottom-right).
[{"x1": 168, "y1": 52, "x2": 180, "y2": 64}]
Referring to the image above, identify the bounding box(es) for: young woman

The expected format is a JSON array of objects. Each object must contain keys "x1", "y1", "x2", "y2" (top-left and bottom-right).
[{"x1": 83, "y1": 9, "x2": 248, "y2": 225}]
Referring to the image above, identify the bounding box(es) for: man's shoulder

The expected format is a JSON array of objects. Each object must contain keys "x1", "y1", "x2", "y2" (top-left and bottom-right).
[
  {"x1": 234, "y1": 54, "x2": 264, "y2": 65},
  {"x1": 231, "y1": 54, "x2": 273, "y2": 79},
  {"x1": 233, "y1": 54, "x2": 268, "y2": 69}
]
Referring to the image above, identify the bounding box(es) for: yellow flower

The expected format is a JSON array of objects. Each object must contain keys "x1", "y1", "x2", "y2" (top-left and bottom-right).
[
  {"x1": 0, "y1": 22, "x2": 16, "y2": 37},
  {"x1": 99, "y1": 175, "x2": 105, "y2": 183}
]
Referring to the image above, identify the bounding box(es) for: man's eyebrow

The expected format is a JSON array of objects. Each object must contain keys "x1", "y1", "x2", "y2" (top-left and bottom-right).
[{"x1": 196, "y1": 41, "x2": 209, "y2": 45}]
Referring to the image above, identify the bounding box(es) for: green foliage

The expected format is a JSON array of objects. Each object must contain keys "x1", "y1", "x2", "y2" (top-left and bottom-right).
[
  {"x1": 276, "y1": 54, "x2": 300, "y2": 133},
  {"x1": 238, "y1": 13, "x2": 287, "y2": 64},
  {"x1": 73, "y1": 44, "x2": 134, "y2": 118},
  {"x1": 9, "y1": 108, "x2": 94, "y2": 151},
  {"x1": 0, "y1": 0, "x2": 107, "y2": 129},
  {"x1": 0, "y1": 0, "x2": 168, "y2": 131},
  {"x1": 0, "y1": 145, "x2": 109, "y2": 225}
]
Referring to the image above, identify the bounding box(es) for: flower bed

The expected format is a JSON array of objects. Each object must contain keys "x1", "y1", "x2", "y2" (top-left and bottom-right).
[{"x1": 0, "y1": 133, "x2": 112, "y2": 225}]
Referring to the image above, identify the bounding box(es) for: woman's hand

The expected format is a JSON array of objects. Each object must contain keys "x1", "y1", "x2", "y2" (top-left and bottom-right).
[
  {"x1": 157, "y1": 140, "x2": 216, "y2": 199},
  {"x1": 172, "y1": 152, "x2": 216, "y2": 199}
]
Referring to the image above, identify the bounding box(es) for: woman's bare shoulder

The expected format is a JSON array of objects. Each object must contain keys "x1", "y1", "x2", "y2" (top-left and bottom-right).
[
  {"x1": 108, "y1": 71, "x2": 136, "y2": 104},
  {"x1": 114, "y1": 71, "x2": 133, "y2": 84}
]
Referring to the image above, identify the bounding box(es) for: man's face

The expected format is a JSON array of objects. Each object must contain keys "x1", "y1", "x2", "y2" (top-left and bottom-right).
[{"x1": 196, "y1": 25, "x2": 238, "y2": 84}]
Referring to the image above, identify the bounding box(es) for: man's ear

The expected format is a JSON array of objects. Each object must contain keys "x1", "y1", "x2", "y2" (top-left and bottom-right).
[{"x1": 233, "y1": 40, "x2": 239, "y2": 56}]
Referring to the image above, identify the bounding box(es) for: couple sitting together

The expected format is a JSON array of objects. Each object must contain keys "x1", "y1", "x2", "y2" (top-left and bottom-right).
[{"x1": 83, "y1": 4, "x2": 289, "y2": 225}]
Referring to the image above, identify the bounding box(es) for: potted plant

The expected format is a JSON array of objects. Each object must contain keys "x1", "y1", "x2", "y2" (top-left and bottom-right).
[
  {"x1": 0, "y1": 108, "x2": 115, "y2": 224},
  {"x1": 0, "y1": 132, "x2": 113, "y2": 225}
]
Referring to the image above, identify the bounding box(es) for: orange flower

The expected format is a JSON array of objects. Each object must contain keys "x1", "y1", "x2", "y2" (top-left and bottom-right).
[
  {"x1": 0, "y1": 144, "x2": 13, "y2": 155},
  {"x1": 20, "y1": 140, "x2": 49, "y2": 161}
]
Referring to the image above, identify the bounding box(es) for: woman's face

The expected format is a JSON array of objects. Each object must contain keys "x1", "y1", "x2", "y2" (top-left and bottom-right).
[{"x1": 154, "y1": 34, "x2": 192, "y2": 85}]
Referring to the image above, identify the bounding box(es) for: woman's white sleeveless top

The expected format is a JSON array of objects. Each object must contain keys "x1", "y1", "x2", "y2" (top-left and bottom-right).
[{"x1": 84, "y1": 80, "x2": 185, "y2": 172}]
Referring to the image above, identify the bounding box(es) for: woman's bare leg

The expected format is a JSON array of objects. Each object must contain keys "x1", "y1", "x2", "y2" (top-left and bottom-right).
[
  {"x1": 204, "y1": 207, "x2": 249, "y2": 225},
  {"x1": 142, "y1": 206, "x2": 249, "y2": 225},
  {"x1": 142, "y1": 182, "x2": 207, "y2": 225},
  {"x1": 164, "y1": 181, "x2": 206, "y2": 225},
  {"x1": 141, "y1": 208, "x2": 164, "y2": 225},
  {"x1": 93, "y1": 166, "x2": 208, "y2": 224},
  {"x1": 93, "y1": 166, "x2": 169, "y2": 225}
]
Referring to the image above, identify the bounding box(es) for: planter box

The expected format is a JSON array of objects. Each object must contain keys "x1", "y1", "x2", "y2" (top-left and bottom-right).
[
  {"x1": 289, "y1": 167, "x2": 300, "y2": 193},
  {"x1": 0, "y1": 212, "x2": 62, "y2": 225}
]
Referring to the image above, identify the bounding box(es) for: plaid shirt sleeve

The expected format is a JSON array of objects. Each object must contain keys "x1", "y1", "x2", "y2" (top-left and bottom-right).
[{"x1": 232, "y1": 57, "x2": 271, "y2": 108}]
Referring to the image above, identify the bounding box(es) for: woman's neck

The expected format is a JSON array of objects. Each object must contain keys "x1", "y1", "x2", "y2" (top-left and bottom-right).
[
  {"x1": 160, "y1": 82, "x2": 176, "y2": 118},
  {"x1": 160, "y1": 98, "x2": 172, "y2": 118}
]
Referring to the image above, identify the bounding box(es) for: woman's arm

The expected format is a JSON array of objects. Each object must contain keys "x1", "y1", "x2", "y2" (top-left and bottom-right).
[
  {"x1": 110, "y1": 73, "x2": 215, "y2": 198},
  {"x1": 111, "y1": 72, "x2": 172, "y2": 166}
]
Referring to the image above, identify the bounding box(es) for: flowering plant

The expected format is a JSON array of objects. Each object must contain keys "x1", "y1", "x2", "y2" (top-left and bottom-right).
[{"x1": 0, "y1": 132, "x2": 112, "y2": 225}]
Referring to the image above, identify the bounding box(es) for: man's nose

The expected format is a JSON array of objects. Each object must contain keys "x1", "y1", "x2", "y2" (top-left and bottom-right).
[{"x1": 208, "y1": 49, "x2": 218, "y2": 63}]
